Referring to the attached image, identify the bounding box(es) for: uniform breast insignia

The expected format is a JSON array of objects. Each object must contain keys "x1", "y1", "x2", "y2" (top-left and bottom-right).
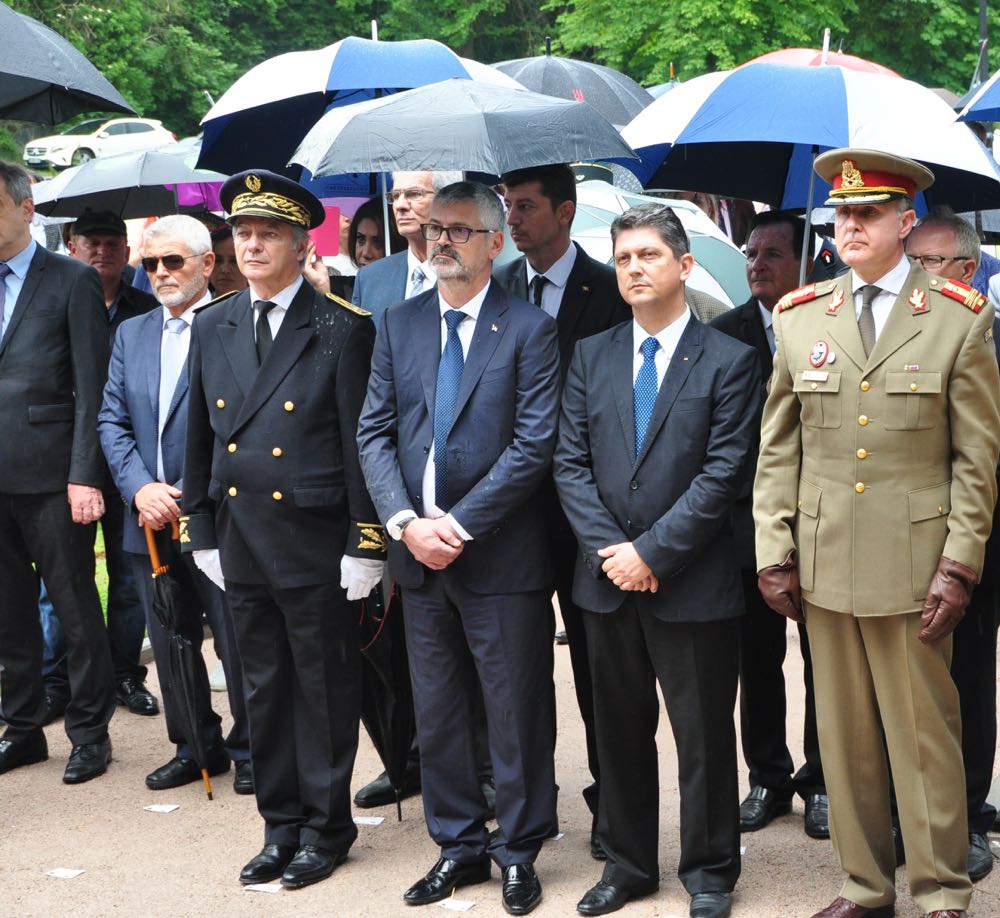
[
  {"x1": 325, "y1": 292, "x2": 372, "y2": 317},
  {"x1": 776, "y1": 284, "x2": 817, "y2": 313},
  {"x1": 827, "y1": 287, "x2": 846, "y2": 315},
  {"x1": 908, "y1": 289, "x2": 928, "y2": 313},
  {"x1": 940, "y1": 279, "x2": 986, "y2": 314},
  {"x1": 178, "y1": 516, "x2": 191, "y2": 544},
  {"x1": 809, "y1": 340, "x2": 831, "y2": 368},
  {"x1": 356, "y1": 522, "x2": 387, "y2": 552}
]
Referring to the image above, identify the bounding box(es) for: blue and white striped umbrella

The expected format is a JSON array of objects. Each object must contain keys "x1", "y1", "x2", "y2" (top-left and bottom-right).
[
  {"x1": 958, "y1": 68, "x2": 1000, "y2": 123},
  {"x1": 623, "y1": 63, "x2": 1000, "y2": 212}
]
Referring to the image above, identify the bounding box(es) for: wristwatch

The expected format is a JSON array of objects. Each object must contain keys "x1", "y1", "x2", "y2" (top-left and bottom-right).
[{"x1": 389, "y1": 513, "x2": 418, "y2": 541}]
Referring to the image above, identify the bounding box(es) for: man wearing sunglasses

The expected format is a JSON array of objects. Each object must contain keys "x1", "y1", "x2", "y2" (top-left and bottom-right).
[{"x1": 359, "y1": 181, "x2": 560, "y2": 915}]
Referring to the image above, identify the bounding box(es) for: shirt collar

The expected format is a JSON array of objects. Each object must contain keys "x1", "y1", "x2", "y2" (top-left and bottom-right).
[
  {"x1": 851, "y1": 253, "x2": 911, "y2": 297},
  {"x1": 3, "y1": 238, "x2": 36, "y2": 278},
  {"x1": 633, "y1": 307, "x2": 691, "y2": 358},
  {"x1": 438, "y1": 278, "x2": 491, "y2": 322},
  {"x1": 408, "y1": 247, "x2": 437, "y2": 285},
  {"x1": 161, "y1": 290, "x2": 211, "y2": 329},
  {"x1": 757, "y1": 300, "x2": 773, "y2": 330},
  {"x1": 526, "y1": 242, "x2": 577, "y2": 290},
  {"x1": 250, "y1": 275, "x2": 303, "y2": 311}
]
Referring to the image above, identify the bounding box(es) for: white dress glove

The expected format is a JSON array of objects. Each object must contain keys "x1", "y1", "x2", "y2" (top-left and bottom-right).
[
  {"x1": 193, "y1": 548, "x2": 226, "y2": 592},
  {"x1": 340, "y1": 556, "x2": 385, "y2": 601}
]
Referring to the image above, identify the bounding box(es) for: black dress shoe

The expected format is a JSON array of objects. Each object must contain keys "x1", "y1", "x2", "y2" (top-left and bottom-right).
[
  {"x1": 239, "y1": 844, "x2": 297, "y2": 885},
  {"x1": 354, "y1": 766, "x2": 421, "y2": 808},
  {"x1": 502, "y1": 863, "x2": 541, "y2": 915},
  {"x1": 280, "y1": 845, "x2": 345, "y2": 889},
  {"x1": 63, "y1": 738, "x2": 111, "y2": 784},
  {"x1": 0, "y1": 730, "x2": 48, "y2": 775},
  {"x1": 739, "y1": 786, "x2": 791, "y2": 831},
  {"x1": 968, "y1": 832, "x2": 993, "y2": 882},
  {"x1": 115, "y1": 678, "x2": 159, "y2": 716},
  {"x1": 577, "y1": 880, "x2": 655, "y2": 915},
  {"x1": 804, "y1": 793, "x2": 830, "y2": 839},
  {"x1": 403, "y1": 856, "x2": 492, "y2": 905},
  {"x1": 590, "y1": 830, "x2": 607, "y2": 860},
  {"x1": 690, "y1": 891, "x2": 732, "y2": 918},
  {"x1": 233, "y1": 759, "x2": 254, "y2": 795},
  {"x1": 41, "y1": 692, "x2": 68, "y2": 726},
  {"x1": 145, "y1": 752, "x2": 230, "y2": 790}
]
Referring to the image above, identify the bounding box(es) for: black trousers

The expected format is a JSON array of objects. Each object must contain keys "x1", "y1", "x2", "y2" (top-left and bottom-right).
[
  {"x1": 129, "y1": 542, "x2": 249, "y2": 763},
  {"x1": 403, "y1": 571, "x2": 556, "y2": 868},
  {"x1": 737, "y1": 567, "x2": 825, "y2": 799},
  {"x1": 226, "y1": 579, "x2": 360, "y2": 853},
  {"x1": 585, "y1": 601, "x2": 742, "y2": 895},
  {"x1": 0, "y1": 490, "x2": 114, "y2": 744}
]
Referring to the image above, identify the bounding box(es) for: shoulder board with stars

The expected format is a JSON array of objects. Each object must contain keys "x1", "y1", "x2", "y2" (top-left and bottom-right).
[
  {"x1": 193, "y1": 289, "x2": 238, "y2": 314},
  {"x1": 775, "y1": 280, "x2": 836, "y2": 313},
  {"x1": 326, "y1": 291, "x2": 372, "y2": 317},
  {"x1": 938, "y1": 279, "x2": 987, "y2": 314}
]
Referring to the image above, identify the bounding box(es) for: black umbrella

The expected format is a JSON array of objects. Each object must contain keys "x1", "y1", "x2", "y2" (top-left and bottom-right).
[
  {"x1": 493, "y1": 38, "x2": 653, "y2": 128},
  {"x1": 143, "y1": 523, "x2": 215, "y2": 800},
  {"x1": 359, "y1": 582, "x2": 415, "y2": 821}
]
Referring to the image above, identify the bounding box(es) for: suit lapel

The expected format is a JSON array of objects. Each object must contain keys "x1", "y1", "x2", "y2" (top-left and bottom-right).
[
  {"x1": 863, "y1": 264, "x2": 924, "y2": 372},
  {"x1": 218, "y1": 290, "x2": 258, "y2": 398},
  {"x1": 450, "y1": 286, "x2": 507, "y2": 430},
  {"x1": 508, "y1": 257, "x2": 529, "y2": 300},
  {"x1": 143, "y1": 309, "x2": 162, "y2": 419},
  {"x1": 609, "y1": 323, "x2": 637, "y2": 461},
  {"x1": 409, "y1": 291, "x2": 443, "y2": 420},
  {"x1": 0, "y1": 246, "x2": 45, "y2": 361},
  {"x1": 555, "y1": 244, "x2": 593, "y2": 359},
  {"x1": 738, "y1": 300, "x2": 773, "y2": 373},
  {"x1": 823, "y1": 274, "x2": 868, "y2": 372}
]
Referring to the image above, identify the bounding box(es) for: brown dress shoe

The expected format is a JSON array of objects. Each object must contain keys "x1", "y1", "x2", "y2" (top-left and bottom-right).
[{"x1": 812, "y1": 897, "x2": 895, "y2": 918}]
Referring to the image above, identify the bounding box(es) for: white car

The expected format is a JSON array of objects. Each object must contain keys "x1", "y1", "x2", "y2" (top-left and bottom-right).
[{"x1": 23, "y1": 117, "x2": 176, "y2": 170}]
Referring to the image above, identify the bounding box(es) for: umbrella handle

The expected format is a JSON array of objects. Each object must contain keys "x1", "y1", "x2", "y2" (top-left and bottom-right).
[
  {"x1": 170, "y1": 519, "x2": 180, "y2": 541},
  {"x1": 143, "y1": 524, "x2": 169, "y2": 577}
]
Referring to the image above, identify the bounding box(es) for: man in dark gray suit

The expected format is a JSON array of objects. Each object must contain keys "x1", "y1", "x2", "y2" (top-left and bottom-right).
[
  {"x1": 554, "y1": 203, "x2": 760, "y2": 918},
  {"x1": 0, "y1": 160, "x2": 115, "y2": 784}
]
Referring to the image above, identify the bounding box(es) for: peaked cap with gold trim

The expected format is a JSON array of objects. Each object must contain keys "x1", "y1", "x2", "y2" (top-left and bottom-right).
[
  {"x1": 814, "y1": 148, "x2": 934, "y2": 206},
  {"x1": 221, "y1": 169, "x2": 326, "y2": 229}
]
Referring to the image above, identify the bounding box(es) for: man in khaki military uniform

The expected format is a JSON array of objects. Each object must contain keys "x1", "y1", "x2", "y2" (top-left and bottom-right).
[{"x1": 753, "y1": 148, "x2": 1000, "y2": 918}]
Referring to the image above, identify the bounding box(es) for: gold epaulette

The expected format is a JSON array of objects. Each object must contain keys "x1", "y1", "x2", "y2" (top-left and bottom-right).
[
  {"x1": 776, "y1": 280, "x2": 835, "y2": 313},
  {"x1": 326, "y1": 292, "x2": 371, "y2": 317},
  {"x1": 355, "y1": 521, "x2": 387, "y2": 552},
  {"x1": 939, "y1": 279, "x2": 987, "y2": 314}
]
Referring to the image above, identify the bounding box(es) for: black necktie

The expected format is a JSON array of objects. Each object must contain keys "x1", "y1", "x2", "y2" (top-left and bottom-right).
[
  {"x1": 529, "y1": 274, "x2": 548, "y2": 306},
  {"x1": 256, "y1": 301, "x2": 276, "y2": 365}
]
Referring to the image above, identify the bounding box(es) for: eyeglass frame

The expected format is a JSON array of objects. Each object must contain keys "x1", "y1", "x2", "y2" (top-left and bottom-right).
[
  {"x1": 385, "y1": 187, "x2": 434, "y2": 205},
  {"x1": 420, "y1": 223, "x2": 498, "y2": 244},
  {"x1": 141, "y1": 252, "x2": 203, "y2": 273},
  {"x1": 910, "y1": 254, "x2": 968, "y2": 270}
]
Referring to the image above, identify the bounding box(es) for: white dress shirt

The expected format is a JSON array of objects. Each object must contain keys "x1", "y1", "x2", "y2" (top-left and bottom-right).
[
  {"x1": 631, "y1": 307, "x2": 691, "y2": 386},
  {"x1": 525, "y1": 242, "x2": 577, "y2": 319},
  {"x1": 251, "y1": 275, "x2": 304, "y2": 342},
  {"x1": 851, "y1": 253, "x2": 912, "y2": 340},
  {"x1": 406, "y1": 249, "x2": 437, "y2": 297}
]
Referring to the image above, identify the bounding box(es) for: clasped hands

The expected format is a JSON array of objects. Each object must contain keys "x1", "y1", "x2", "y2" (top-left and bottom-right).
[
  {"x1": 599, "y1": 542, "x2": 658, "y2": 592},
  {"x1": 402, "y1": 517, "x2": 465, "y2": 570}
]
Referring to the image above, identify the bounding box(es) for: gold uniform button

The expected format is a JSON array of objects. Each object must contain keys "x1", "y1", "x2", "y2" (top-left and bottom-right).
[
  {"x1": 855, "y1": 482, "x2": 866, "y2": 493},
  {"x1": 810, "y1": 382, "x2": 818, "y2": 390},
  {"x1": 284, "y1": 401, "x2": 294, "y2": 412},
  {"x1": 910, "y1": 382, "x2": 918, "y2": 391},
  {"x1": 860, "y1": 380, "x2": 870, "y2": 392},
  {"x1": 227, "y1": 443, "x2": 237, "y2": 453},
  {"x1": 272, "y1": 491, "x2": 283, "y2": 501},
  {"x1": 228, "y1": 486, "x2": 237, "y2": 497},
  {"x1": 938, "y1": 505, "x2": 945, "y2": 513},
  {"x1": 858, "y1": 415, "x2": 869, "y2": 426},
  {"x1": 272, "y1": 447, "x2": 282, "y2": 458},
  {"x1": 857, "y1": 448, "x2": 867, "y2": 460},
  {"x1": 216, "y1": 398, "x2": 225, "y2": 408}
]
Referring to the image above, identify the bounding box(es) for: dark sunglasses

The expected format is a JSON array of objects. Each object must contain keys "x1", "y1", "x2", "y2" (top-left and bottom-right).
[{"x1": 141, "y1": 253, "x2": 201, "y2": 272}]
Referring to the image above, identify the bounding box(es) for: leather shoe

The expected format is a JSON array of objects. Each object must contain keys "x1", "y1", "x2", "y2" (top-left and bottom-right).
[
  {"x1": 354, "y1": 766, "x2": 421, "y2": 808},
  {"x1": 115, "y1": 677, "x2": 159, "y2": 716},
  {"x1": 404, "y1": 856, "x2": 491, "y2": 905},
  {"x1": 145, "y1": 752, "x2": 230, "y2": 790},
  {"x1": 811, "y1": 897, "x2": 895, "y2": 917},
  {"x1": 968, "y1": 832, "x2": 992, "y2": 882},
  {"x1": 233, "y1": 759, "x2": 254, "y2": 795},
  {"x1": 239, "y1": 844, "x2": 297, "y2": 885},
  {"x1": 280, "y1": 845, "x2": 345, "y2": 889},
  {"x1": 590, "y1": 829, "x2": 607, "y2": 860},
  {"x1": 63, "y1": 738, "x2": 111, "y2": 784},
  {"x1": 0, "y1": 730, "x2": 48, "y2": 775},
  {"x1": 804, "y1": 794, "x2": 830, "y2": 839},
  {"x1": 502, "y1": 863, "x2": 541, "y2": 915},
  {"x1": 577, "y1": 880, "x2": 656, "y2": 915},
  {"x1": 690, "y1": 892, "x2": 731, "y2": 918},
  {"x1": 41, "y1": 692, "x2": 68, "y2": 726},
  {"x1": 739, "y1": 786, "x2": 791, "y2": 831}
]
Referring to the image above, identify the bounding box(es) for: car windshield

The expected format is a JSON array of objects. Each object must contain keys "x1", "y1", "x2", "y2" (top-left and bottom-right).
[{"x1": 60, "y1": 119, "x2": 107, "y2": 136}]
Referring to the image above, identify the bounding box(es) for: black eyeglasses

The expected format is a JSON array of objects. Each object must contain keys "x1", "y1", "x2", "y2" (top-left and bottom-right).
[
  {"x1": 141, "y1": 253, "x2": 201, "y2": 272},
  {"x1": 910, "y1": 254, "x2": 965, "y2": 270},
  {"x1": 420, "y1": 223, "x2": 496, "y2": 244}
]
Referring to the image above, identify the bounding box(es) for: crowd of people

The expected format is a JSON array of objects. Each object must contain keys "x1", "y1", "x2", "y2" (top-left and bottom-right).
[{"x1": 0, "y1": 143, "x2": 998, "y2": 918}]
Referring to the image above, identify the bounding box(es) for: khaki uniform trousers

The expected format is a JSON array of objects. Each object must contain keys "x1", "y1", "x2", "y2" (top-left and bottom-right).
[{"x1": 805, "y1": 602, "x2": 972, "y2": 913}]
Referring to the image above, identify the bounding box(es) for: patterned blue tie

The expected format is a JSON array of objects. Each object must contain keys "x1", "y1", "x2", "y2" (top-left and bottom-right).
[
  {"x1": 634, "y1": 336, "x2": 660, "y2": 454},
  {"x1": 433, "y1": 309, "x2": 466, "y2": 510}
]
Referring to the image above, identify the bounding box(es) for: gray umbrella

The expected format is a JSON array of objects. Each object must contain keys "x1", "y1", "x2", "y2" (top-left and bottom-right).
[
  {"x1": 0, "y1": 3, "x2": 133, "y2": 123},
  {"x1": 291, "y1": 78, "x2": 637, "y2": 179}
]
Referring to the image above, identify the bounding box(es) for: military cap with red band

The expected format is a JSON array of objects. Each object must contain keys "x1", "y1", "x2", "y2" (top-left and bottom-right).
[{"x1": 814, "y1": 148, "x2": 934, "y2": 206}]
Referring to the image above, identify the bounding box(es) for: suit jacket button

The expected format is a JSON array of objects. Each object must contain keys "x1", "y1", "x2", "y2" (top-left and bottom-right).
[
  {"x1": 855, "y1": 482, "x2": 865, "y2": 493},
  {"x1": 860, "y1": 380, "x2": 870, "y2": 392},
  {"x1": 228, "y1": 486, "x2": 237, "y2": 497},
  {"x1": 216, "y1": 398, "x2": 225, "y2": 408},
  {"x1": 857, "y1": 448, "x2": 867, "y2": 459},
  {"x1": 629, "y1": 480, "x2": 638, "y2": 490},
  {"x1": 284, "y1": 400, "x2": 294, "y2": 412},
  {"x1": 272, "y1": 491, "x2": 283, "y2": 501},
  {"x1": 858, "y1": 414, "x2": 869, "y2": 426},
  {"x1": 272, "y1": 447, "x2": 282, "y2": 457},
  {"x1": 227, "y1": 443, "x2": 237, "y2": 453}
]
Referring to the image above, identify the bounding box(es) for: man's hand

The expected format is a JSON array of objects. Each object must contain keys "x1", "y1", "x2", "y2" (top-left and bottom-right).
[
  {"x1": 193, "y1": 549, "x2": 225, "y2": 592},
  {"x1": 340, "y1": 556, "x2": 385, "y2": 601},
  {"x1": 302, "y1": 241, "x2": 331, "y2": 295},
  {"x1": 598, "y1": 542, "x2": 659, "y2": 592},
  {"x1": 135, "y1": 482, "x2": 182, "y2": 530},
  {"x1": 757, "y1": 550, "x2": 803, "y2": 622},
  {"x1": 67, "y1": 483, "x2": 104, "y2": 524},
  {"x1": 402, "y1": 517, "x2": 464, "y2": 570},
  {"x1": 920, "y1": 556, "x2": 977, "y2": 644}
]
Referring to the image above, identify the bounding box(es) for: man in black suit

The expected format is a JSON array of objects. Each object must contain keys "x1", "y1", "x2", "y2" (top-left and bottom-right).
[
  {"x1": 554, "y1": 203, "x2": 760, "y2": 918},
  {"x1": 182, "y1": 170, "x2": 386, "y2": 890},
  {"x1": 0, "y1": 161, "x2": 116, "y2": 784},
  {"x1": 496, "y1": 164, "x2": 631, "y2": 858},
  {"x1": 358, "y1": 181, "x2": 560, "y2": 915},
  {"x1": 710, "y1": 211, "x2": 828, "y2": 840}
]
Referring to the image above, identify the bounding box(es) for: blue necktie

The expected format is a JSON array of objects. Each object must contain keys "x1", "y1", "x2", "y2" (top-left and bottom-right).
[
  {"x1": 0, "y1": 263, "x2": 11, "y2": 338},
  {"x1": 434, "y1": 309, "x2": 466, "y2": 510},
  {"x1": 158, "y1": 317, "x2": 188, "y2": 481},
  {"x1": 634, "y1": 336, "x2": 660, "y2": 454}
]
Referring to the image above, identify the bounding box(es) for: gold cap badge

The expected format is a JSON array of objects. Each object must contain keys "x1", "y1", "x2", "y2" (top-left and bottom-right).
[{"x1": 245, "y1": 174, "x2": 262, "y2": 193}]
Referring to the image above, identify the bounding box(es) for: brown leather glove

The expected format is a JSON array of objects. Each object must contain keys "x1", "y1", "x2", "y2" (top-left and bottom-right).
[
  {"x1": 757, "y1": 550, "x2": 803, "y2": 622},
  {"x1": 919, "y1": 556, "x2": 977, "y2": 644}
]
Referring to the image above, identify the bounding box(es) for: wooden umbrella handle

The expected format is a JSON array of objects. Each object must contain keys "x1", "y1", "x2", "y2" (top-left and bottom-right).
[{"x1": 143, "y1": 524, "x2": 169, "y2": 576}]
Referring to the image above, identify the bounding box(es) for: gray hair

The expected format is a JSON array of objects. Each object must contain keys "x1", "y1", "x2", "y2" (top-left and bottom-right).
[
  {"x1": 0, "y1": 161, "x2": 32, "y2": 205},
  {"x1": 432, "y1": 181, "x2": 505, "y2": 231},
  {"x1": 914, "y1": 208, "x2": 981, "y2": 267},
  {"x1": 611, "y1": 203, "x2": 690, "y2": 260},
  {"x1": 432, "y1": 171, "x2": 464, "y2": 191},
  {"x1": 143, "y1": 214, "x2": 211, "y2": 255},
  {"x1": 895, "y1": 195, "x2": 915, "y2": 215}
]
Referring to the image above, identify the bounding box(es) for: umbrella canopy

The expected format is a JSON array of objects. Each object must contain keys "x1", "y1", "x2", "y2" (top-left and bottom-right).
[
  {"x1": 33, "y1": 139, "x2": 226, "y2": 219},
  {"x1": 292, "y1": 79, "x2": 637, "y2": 179},
  {"x1": 492, "y1": 45, "x2": 652, "y2": 127},
  {"x1": 0, "y1": 3, "x2": 133, "y2": 123},
  {"x1": 958, "y1": 66, "x2": 1000, "y2": 123},
  {"x1": 746, "y1": 47, "x2": 900, "y2": 77},
  {"x1": 199, "y1": 36, "x2": 510, "y2": 175},
  {"x1": 623, "y1": 63, "x2": 1000, "y2": 212}
]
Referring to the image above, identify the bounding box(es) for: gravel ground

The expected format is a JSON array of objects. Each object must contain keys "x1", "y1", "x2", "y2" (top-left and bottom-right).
[{"x1": 3, "y1": 622, "x2": 998, "y2": 918}]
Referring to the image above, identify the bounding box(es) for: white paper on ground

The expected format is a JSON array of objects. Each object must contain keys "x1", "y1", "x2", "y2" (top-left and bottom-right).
[
  {"x1": 143, "y1": 804, "x2": 180, "y2": 813},
  {"x1": 437, "y1": 897, "x2": 475, "y2": 912},
  {"x1": 46, "y1": 868, "x2": 85, "y2": 879},
  {"x1": 740, "y1": 845, "x2": 747, "y2": 855},
  {"x1": 244, "y1": 882, "x2": 282, "y2": 893},
  {"x1": 354, "y1": 815, "x2": 384, "y2": 826}
]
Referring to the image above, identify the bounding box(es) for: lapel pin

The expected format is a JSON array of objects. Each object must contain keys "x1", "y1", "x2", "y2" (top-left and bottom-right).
[
  {"x1": 491, "y1": 324, "x2": 498, "y2": 333},
  {"x1": 909, "y1": 289, "x2": 927, "y2": 312},
  {"x1": 809, "y1": 340, "x2": 830, "y2": 368},
  {"x1": 682, "y1": 356, "x2": 689, "y2": 361},
  {"x1": 827, "y1": 288, "x2": 845, "y2": 314},
  {"x1": 581, "y1": 286, "x2": 591, "y2": 294}
]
